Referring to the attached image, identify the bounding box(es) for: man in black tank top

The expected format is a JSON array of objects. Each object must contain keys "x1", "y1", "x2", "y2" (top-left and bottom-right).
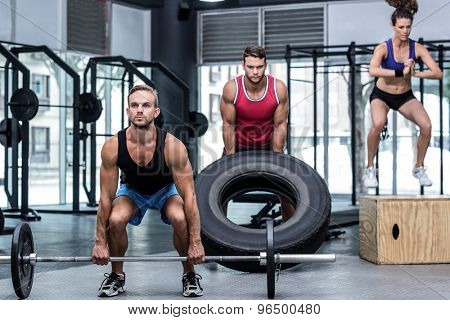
[{"x1": 92, "y1": 85, "x2": 205, "y2": 298}]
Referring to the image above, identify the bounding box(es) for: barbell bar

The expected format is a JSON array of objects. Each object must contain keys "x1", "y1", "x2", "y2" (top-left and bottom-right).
[
  {"x1": 0, "y1": 253, "x2": 335, "y2": 264},
  {"x1": 28, "y1": 103, "x2": 75, "y2": 108},
  {"x1": 2, "y1": 222, "x2": 336, "y2": 300}
]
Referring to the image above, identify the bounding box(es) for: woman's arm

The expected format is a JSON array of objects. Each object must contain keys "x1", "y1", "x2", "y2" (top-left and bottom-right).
[{"x1": 412, "y1": 43, "x2": 443, "y2": 80}]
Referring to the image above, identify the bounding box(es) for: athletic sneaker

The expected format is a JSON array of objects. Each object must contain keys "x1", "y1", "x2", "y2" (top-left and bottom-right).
[
  {"x1": 362, "y1": 166, "x2": 378, "y2": 188},
  {"x1": 182, "y1": 272, "x2": 203, "y2": 297},
  {"x1": 412, "y1": 166, "x2": 432, "y2": 187},
  {"x1": 98, "y1": 272, "x2": 125, "y2": 297}
]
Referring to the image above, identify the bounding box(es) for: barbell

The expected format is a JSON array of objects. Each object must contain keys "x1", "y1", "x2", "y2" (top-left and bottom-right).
[
  {"x1": 8, "y1": 88, "x2": 103, "y2": 123},
  {"x1": 0, "y1": 221, "x2": 336, "y2": 300},
  {"x1": 8, "y1": 88, "x2": 208, "y2": 137}
]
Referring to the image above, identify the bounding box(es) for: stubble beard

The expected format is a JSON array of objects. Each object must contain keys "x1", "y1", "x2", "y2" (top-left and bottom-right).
[{"x1": 131, "y1": 117, "x2": 153, "y2": 130}]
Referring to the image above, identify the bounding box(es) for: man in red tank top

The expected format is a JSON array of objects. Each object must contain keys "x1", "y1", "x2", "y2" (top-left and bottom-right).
[{"x1": 220, "y1": 45, "x2": 294, "y2": 221}]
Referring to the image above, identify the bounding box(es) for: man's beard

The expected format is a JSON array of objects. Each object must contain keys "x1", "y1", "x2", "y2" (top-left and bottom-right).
[
  {"x1": 248, "y1": 75, "x2": 264, "y2": 85},
  {"x1": 131, "y1": 117, "x2": 153, "y2": 129}
]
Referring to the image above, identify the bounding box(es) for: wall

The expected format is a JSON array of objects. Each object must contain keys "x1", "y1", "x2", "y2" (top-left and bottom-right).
[
  {"x1": 0, "y1": 0, "x2": 13, "y2": 42},
  {"x1": 328, "y1": 0, "x2": 450, "y2": 45},
  {"x1": 111, "y1": 3, "x2": 151, "y2": 60},
  {"x1": 0, "y1": 0, "x2": 66, "y2": 49},
  {"x1": 15, "y1": 0, "x2": 67, "y2": 50},
  {"x1": 151, "y1": 0, "x2": 197, "y2": 112},
  {"x1": 151, "y1": 0, "x2": 199, "y2": 169},
  {"x1": 0, "y1": 0, "x2": 153, "y2": 57}
]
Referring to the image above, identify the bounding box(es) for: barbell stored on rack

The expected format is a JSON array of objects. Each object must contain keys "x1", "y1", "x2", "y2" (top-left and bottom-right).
[
  {"x1": 8, "y1": 88, "x2": 103, "y2": 123},
  {"x1": 0, "y1": 222, "x2": 335, "y2": 300}
]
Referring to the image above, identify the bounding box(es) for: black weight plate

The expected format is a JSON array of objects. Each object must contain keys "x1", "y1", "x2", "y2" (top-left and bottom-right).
[
  {"x1": 188, "y1": 111, "x2": 208, "y2": 138},
  {"x1": 11, "y1": 222, "x2": 34, "y2": 299},
  {"x1": 9, "y1": 88, "x2": 39, "y2": 122},
  {"x1": 0, "y1": 119, "x2": 8, "y2": 147},
  {"x1": 79, "y1": 92, "x2": 103, "y2": 123},
  {"x1": 0, "y1": 118, "x2": 22, "y2": 148},
  {"x1": 266, "y1": 219, "x2": 275, "y2": 299}
]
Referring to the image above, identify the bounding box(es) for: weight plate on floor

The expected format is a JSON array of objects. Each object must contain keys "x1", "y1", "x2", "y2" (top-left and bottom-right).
[
  {"x1": 266, "y1": 219, "x2": 275, "y2": 299},
  {"x1": 11, "y1": 222, "x2": 34, "y2": 299}
]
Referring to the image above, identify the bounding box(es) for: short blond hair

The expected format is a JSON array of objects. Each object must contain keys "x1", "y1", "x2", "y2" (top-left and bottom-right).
[{"x1": 128, "y1": 84, "x2": 159, "y2": 107}]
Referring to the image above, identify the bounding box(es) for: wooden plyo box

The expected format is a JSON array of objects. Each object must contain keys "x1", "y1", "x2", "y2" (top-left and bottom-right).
[{"x1": 359, "y1": 195, "x2": 450, "y2": 264}]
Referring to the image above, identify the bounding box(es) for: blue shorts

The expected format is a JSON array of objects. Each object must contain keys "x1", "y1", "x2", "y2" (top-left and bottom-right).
[{"x1": 115, "y1": 183, "x2": 179, "y2": 226}]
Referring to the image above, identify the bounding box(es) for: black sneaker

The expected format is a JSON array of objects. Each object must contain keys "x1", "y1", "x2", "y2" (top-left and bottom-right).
[
  {"x1": 98, "y1": 272, "x2": 125, "y2": 297},
  {"x1": 182, "y1": 272, "x2": 203, "y2": 297}
]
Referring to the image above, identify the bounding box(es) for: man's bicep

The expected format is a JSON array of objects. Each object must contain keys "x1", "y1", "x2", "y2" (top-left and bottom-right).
[
  {"x1": 220, "y1": 98, "x2": 236, "y2": 124},
  {"x1": 274, "y1": 83, "x2": 289, "y2": 125},
  {"x1": 220, "y1": 81, "x2": 237, "y2": 123}
]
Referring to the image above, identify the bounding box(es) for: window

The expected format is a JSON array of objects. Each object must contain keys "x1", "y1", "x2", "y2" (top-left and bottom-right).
[
  {"x1": 0, "y1": 70, "x2": 4, "y2": 110},
  {"x1": 209, "y1": 94, "x2": 221, "y2": 123},
  {"x1": 199, "y1": 10, "x2": 259, "y2": 64},
  {"x1": 228, "y1": 65, "x2": 240, "y2": 80},
  {"x1": 198, "y1": 5, "x2": 324, "y2": 64},
  {"x1": 264, "y1": 7, "x2": 324, "y2": 59},
  {"x1": 31, "y1": 74, "x2": 50, "y2": 99},
  {"x1": 68, "y1": 0, "x2": 108, "y2": 54},
  {"x1": 0, "y1": 70, "x2": 4, "y2": 96},
  {"x1": 31, "y1": 127, "x2": 50, "y2": 163},
  {"x1": 209, "y1": 66, "x2": 221, "y2": 83}
]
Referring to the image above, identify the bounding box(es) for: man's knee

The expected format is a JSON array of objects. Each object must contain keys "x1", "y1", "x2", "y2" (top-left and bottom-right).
[
  {"x1": 108, "y1": 211, "x2": 129, "y2": 232},
  {"x1": 169, "y1": 210, "x2": 187, "y2": 229}
]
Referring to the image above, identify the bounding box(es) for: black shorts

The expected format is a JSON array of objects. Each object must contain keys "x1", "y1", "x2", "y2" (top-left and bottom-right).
[{"x1": 369, "y1": 86, "x2": 416, "y2": 111}]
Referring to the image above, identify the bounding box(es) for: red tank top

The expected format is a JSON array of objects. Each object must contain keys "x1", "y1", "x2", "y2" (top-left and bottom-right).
[{"x1": 233, "y1": 74, "x2": 279, "y2": 149}]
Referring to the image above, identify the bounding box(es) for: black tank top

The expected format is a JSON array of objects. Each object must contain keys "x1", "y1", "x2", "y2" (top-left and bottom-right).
[{"x1": 117, "y1": 127, "x2": 174, "y2": 195}]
